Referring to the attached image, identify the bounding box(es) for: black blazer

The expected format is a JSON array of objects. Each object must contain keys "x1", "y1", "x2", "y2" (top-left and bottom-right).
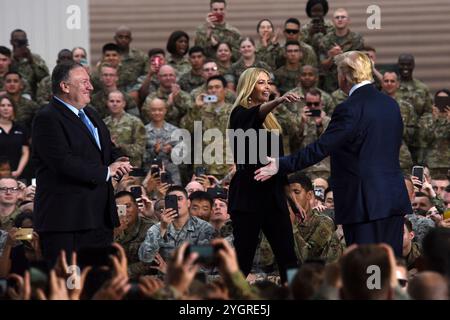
[
  {"x1": 279, "y1": 84, "x2": 412, "y2": 224},
  {"x1": 32, "y1": 97, "x2": 122, "y2": 232}
]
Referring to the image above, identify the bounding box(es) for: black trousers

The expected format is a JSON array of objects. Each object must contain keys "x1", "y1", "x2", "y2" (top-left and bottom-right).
[
  {"x1": 39, "y1": 228, "x2": 113, "y2": 268},
  {"x1": 342, "y1": 215, "x2": 404, "y2": 257},
  {"x1": 231, "y1": 207, "x2": 298, "y2": 283}
]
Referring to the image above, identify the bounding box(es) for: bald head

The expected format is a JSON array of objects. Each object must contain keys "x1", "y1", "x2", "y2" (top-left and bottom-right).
[
  {"x1": 408, "y1": 272, "x2": 449, "y2": 300},
  {"x1": 158, "y1": 65, "x2": 177, "y2": 89},
  {"x1": 114, "y1": 26, "x2": 132, "y2": 51}
]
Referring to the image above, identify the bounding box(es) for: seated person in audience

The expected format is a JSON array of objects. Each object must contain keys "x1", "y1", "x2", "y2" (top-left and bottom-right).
[
  {"x1": 90, "y1": 63, "x2": 139, "y2": 118},
  {"x1": 114, "y1": 191, "x2": 155, "y2": 279},
  {"x1": 403, "y1": 218, "x2": 421, "y2": 271},
  {"x1": 138, "y1": 185, "x2": 216, "y2": 264},
  {"x1": 0, "y1": 177, "x2": 23, "y2": 231},
  {"x1": 188, "y1": 191, "x2": 213, "y2": 222},
  {"x1": 103, "y1": 90, "x2": 146, "y2": 168},
  {"x1": 178, "y1": 46, "x2": 206, "y2": 93}
]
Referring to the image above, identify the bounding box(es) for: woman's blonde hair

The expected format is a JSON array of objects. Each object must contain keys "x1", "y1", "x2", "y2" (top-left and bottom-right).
[
  {"x1": 335, "y1": 51, "x2": 373, "y2": 86},
  {"x1": 230, "y1": 67, "x2": 282, "y2": 132}
]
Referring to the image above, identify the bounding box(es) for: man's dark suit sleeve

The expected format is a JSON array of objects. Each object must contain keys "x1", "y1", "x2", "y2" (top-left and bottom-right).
[
  {"x1": 33, "y1": 111, "x2": 108, "y2": 185},
  {"x1": 279, "y1": 102, "x2": 358, "y2": 174}
]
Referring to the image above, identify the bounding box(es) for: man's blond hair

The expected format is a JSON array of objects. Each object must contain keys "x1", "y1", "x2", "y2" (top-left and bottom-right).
[{"x1": 334, "y1": 51, "x2": 373, "y2": 86}]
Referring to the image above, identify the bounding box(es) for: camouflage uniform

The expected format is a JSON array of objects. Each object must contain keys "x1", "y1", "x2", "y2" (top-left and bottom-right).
[
  {"x1": 141, "y1": 88, "x2": 192, "y2": 127},
  {"x1": 36, "y1": 75, "x2": 52, "y2": 106},
  {"x1": 114, "y1": 217, "x2": 155, "y2": 279},
  {"x1": 180, "y1": 101, "x2": 233, "y2": 178},
  {"x1": 256, "y1": 42, "x2": 282, "y2": 71},
  {"x1": 331, "y1": 89, "x2": 348, "y2": 108},
  {"x1": 90, "y1": 63, "x2": 140, "y2": 95},
  {"x1": 294, "y1": 209, "x2": 343, "y2": 263},
  {"x1": 103, "y1": 112, "x2": 146, "y2": 168},
  {"x1": 288, "y1": 86, "x2": 335, "y2": 115},
  {"x1": 131, "y1": 74, "x2": 159, "y2": 97},
  {"x1": 178, "y1": 71, "x2": 205, "y2": 93},
  {"x1": 301, "y1": 19, "x2": 335, "y2": 55},
  {"x1": 168, "y1": 55, "x2": 191, "y2": 77},
  {"x1": 397, "y1": 79, "x2": 433, "y2": 118},
  {"x1": 0, "y1": 207, "x2": 21, "y2": 232},
  {"x1": 319, "y1": 31, "x2": 364, "y2": 93},
  {"x1": 274, "y1": 41, "x2": 319, "y2": 70},
  {"x1": 12, "y1": 53, "x2": 49, "y2": 98},
  {"x1": 195, "y1": 23, "x2": 242, "y2": 62},
  {"x1": 190, "y1": 85, "x2": 236, "y2": 105},
  {"x1": 138, "y1": 215, "x2": 216, "y2": 264},
  {"x1": 143, "y1": 121, "x2": 182, "y2": 186},
  {"x1": 216, "y1": 62, "x2": 232, "y2": 77},
  {"x1": 273, "y1": 65, "x2": 303, "y2": 95},
  {"x1": 227, "y1": 59, "x2": 272, "y2": 87},
  {"x1": 90, "y1": 88, "x2": 139, "y2": 119},
  {"x1": 405, "y1": 213, "x2": 435, "y2": 249},
  {"x1": 119, "y1": 48, "x2": 147, "y2": 91},
  {"x1": 404, "y1": 241, "x2": 421, "y2": 270},
  {"x1": 395, "y1": 98, "x2": 417, "y2": 172},
  {"x1": 8, "y1": 94, "x2": 40, "y2": 130},
  {"x1": 417, "y1": 113, "x2": 450, "y2": 176},
  {"x1": 275, "y1": 97, "x2": 331, "y2": 178}
]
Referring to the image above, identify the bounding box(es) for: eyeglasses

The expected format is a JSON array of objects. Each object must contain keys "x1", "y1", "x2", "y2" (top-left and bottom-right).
[
  {"x1": 334, "y1": 16, "x2": 348, "y2": 20},
  {"x1": 285, "y1": 29, "x2": 299, "y2": 34},
  {"x1": 306, "y1": 102, "x2": 321, "y2": 107},
  {"x1": 0, "y1": 187, "x2": 20, "y2": 193},
  {"x1": 203, "y1": 67, "x2": 218, "y2": 72}
]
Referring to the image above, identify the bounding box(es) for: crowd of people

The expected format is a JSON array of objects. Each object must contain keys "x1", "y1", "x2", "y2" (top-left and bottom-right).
[{"x1": 0, "y1": 0, "x2": 449, "y2": 300}]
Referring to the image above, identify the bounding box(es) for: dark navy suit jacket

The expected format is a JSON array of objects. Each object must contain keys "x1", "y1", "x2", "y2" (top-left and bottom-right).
[
  {"x1": 32, "y1": 97, "x2": 122, "y2": 232},
  {"x1": 279, "y1": 84, "x2": 412, "y2": 225}
]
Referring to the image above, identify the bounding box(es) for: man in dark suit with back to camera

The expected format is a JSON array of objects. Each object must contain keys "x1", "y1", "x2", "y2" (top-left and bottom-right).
[
  {"x1": 32, "y1": 61, "x2": 133, "y2": 266},
  {"x1": 255, "y1": 51, "x2": 411, "y2": 256}
]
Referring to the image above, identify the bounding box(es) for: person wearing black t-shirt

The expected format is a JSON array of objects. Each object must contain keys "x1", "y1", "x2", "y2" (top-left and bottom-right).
[
  {"x1": 0, "y1": 95, "x2": 29, "y2": 179},
  {"x1": 228, "y1": 67, "x2": 300, "y2": 282}
]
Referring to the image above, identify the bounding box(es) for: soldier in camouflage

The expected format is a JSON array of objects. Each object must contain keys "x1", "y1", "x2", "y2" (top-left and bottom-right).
[
  {"x1": 417, "y1": 90, "x2": 449, "y2": 177},
  {"x1": 178, "y1": 47, "x2": 206, "y2": 93},
  {"x1": 289, "y1": 173, "x2": 342, "y2": 263},
  {"x1": 274, "y1": 18, "x2": 318, "y2": 70},
  {"x1": 166, "y1": 31, "x2": 191, "y2": 77},
  {"x1": 10, "y1": 29, "x2": 49, "y2": 99},
  {"x1": 114, "y1": 26, "x2": 147, "y2": 89},
  {"x1": 255, "y1": 19, "x2": 283, "y2": 71},
  {"x1": 36, "y1": 49, "x2": 74, "y2": 106},
  {"x1": 90, "y1": 64, "x2": 139, "y2": 119},
  {"x1": 331, "y1": 88, "x2": 348, "y2": 106},
  {"x1": 227, "y1": 37, "x2": 272, "y2": 88},
  {"x1": 403, "y1": 218, "x2": 421, "y2": 270},
  {"x1": 114, "y1": 191, "x2": 156, "y2": 279},
  {"x1": 103, "y1": 90, "x2": 146, "y2": 168},
  {"x1": 397, "y1": 54, "x2": 433, "y2": 118},
  {"x1": 0, "y1": 46, "x2": 13, "y2": 96},
  {"x1": 194, "y1": 0, "x2": 242, "y2": 62},
  {"x1": 319, "y1": 8, "x2": 364, "y2": 93},
  {"x1": 300, "y1": 0, "x2": 334, "y2": 56},
  {"x1": 381, "y1": 71, "x2": 417, "y2": 172},
  {"x1": 141, "y1": 65, "x2": 192, "y2": 126},
  {"x1": 181, "y1": 75, "x2": 233, "y2": 179},
  {"x1": 273, "y1": 41, "x2": 304, "y2": 95},
  {"x1": 138, "y1": 186, "x2": 216, "y2": 264},
  {"x1": 4, "y1": 71, "x2": 39, "y2": 131}
]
